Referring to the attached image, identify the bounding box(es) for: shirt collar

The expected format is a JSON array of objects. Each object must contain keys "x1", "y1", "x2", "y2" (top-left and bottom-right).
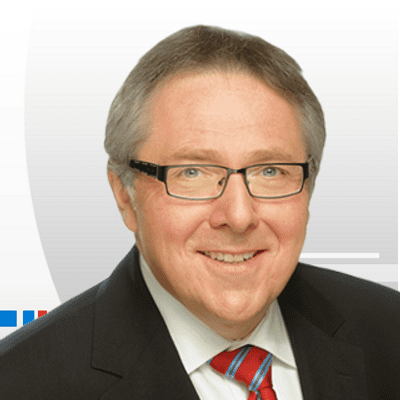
[{"x1": 140, "y1": 254, "x2": 297, "y2": 374}]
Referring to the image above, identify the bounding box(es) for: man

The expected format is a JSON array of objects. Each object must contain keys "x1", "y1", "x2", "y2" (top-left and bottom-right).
[{"x1": 0, "y1": 25, "x2": 399, "y2": 399}]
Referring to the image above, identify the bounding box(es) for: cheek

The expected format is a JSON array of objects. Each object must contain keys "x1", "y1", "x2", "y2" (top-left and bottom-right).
[
  {"x1": 136, "y1": 190, "x2": 207, "y2": 247},
  {"x1": 266, "y1": 201, "x2": 309, "y2": 243}
]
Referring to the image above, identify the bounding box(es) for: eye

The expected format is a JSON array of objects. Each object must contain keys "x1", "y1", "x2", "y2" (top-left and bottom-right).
[
  {"x1": 182, "y1": 168, "x2": 202, "y2": 178},
  {"x1": 262, "y1": 167, "x2": 279, "y2": 177}
]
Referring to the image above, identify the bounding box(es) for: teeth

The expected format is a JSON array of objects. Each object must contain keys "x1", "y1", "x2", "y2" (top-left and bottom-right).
[{"x1": 203, "y1": 251, "x2": 257, "y2": 263}]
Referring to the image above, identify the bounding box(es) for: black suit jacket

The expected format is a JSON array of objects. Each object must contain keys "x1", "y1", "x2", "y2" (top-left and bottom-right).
[{"x1": 1, "y1": 245, "x2": 399, "y2": 399}]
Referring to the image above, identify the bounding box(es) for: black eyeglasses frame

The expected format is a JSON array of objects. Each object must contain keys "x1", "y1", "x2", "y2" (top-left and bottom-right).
[{"x1": 128, "y1": 159, "x2": 309, "y2": 200}]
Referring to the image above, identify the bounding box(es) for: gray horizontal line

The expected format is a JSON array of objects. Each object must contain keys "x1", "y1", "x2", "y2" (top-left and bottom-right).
[{"x1": 300, "y1": 253, "x2": 379, "y2": 259}]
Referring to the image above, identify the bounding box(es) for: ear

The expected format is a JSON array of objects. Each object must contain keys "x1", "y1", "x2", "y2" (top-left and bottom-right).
[{"x1": 108, "y1": 170, "x2": 138, "y2": 232}]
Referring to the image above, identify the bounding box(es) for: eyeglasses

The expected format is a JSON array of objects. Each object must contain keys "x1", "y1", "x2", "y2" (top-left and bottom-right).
[{"x1": 129, "y1": 159, "x2": 309, "y2": 200}]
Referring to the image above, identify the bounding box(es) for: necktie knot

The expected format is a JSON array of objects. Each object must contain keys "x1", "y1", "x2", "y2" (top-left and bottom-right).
[{"x1": 208, "y1": 345, "x2": 278, "y2": 400}]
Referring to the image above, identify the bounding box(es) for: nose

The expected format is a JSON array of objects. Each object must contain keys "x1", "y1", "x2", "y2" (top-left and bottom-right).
[{"x1": 209, "y1": 173, "x2": 259, "y2": 234}]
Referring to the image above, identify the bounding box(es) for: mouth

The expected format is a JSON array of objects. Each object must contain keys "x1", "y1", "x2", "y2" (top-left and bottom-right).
[{"x1": 199, "y1": 250, "x2": 265, "y2": 264}]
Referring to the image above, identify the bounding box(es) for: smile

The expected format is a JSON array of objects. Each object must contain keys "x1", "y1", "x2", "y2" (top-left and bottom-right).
[{"x1": 200, "y1": 250, "x2": 263, "y2": 264}]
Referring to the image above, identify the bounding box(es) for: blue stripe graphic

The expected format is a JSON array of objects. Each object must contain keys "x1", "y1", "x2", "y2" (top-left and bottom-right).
[
  {"x1": 249, "y1": 353, "x2": 272, "y2": 391},
  {"x1": 226, "y1": 346, "x2": 252, "y2": 379},
  {"x1": 0, "y1": 311, "x2": 17, "y2": 327},
  {"x1": 23, "y1": 310, "x2": 35, "y2": 326}
]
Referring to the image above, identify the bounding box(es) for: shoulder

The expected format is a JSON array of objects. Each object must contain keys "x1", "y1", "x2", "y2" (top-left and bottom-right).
[
  {"x1": 295, "y1": 263, "x2": 399, "y2": 305},
  {"x1": 281, "y1": 264, "x2": 400, "y2": 397},
  {"x1": 0, "y1": 282, "x2": 118, "y2": 397},
  {"x1": 0, "y1": 246, "x2": 147, "y2": 398},
  {"x1": 0, "y1": 283, "x2": 98, "y2": 348},
  {"x1": 287, "y1": 263, "x2": 400, "y2": 329}
]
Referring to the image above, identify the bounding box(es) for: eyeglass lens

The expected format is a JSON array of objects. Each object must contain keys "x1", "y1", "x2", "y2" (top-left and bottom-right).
[{"x1": 166, "y1": 165, "x2": 304, "y2": 199}]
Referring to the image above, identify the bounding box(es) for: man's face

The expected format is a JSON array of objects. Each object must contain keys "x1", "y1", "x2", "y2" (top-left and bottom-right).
[{"x1": 128, "y1": 71, "x2": 309, "y2": 338}]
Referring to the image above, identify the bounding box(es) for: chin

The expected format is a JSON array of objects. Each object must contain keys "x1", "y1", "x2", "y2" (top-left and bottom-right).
[
  {"x1": 208, "y1": 299, "x2": 269, "y2": 325},
  {"x1": 201, "y1": 304, "x2": 268, "y2": 340}
]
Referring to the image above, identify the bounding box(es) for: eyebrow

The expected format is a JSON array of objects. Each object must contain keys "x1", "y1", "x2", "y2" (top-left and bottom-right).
[{"x1": 168, "y1": 148, "x2": 299, "y2": 164}]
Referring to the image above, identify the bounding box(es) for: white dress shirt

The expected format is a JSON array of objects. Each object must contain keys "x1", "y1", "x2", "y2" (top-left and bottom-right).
[{"x1": 140, "y1": 255, "x2": 303, "y2": 400}]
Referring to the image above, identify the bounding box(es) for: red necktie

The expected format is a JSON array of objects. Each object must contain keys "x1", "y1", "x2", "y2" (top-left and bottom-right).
[{"x1": 208, "y1": 345, "x2": 278, "y2": 400}]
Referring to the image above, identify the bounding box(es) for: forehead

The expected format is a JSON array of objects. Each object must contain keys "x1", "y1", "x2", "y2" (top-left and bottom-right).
[{"x1": 140, "y1": 71, "x2": 306, "y2": 165}]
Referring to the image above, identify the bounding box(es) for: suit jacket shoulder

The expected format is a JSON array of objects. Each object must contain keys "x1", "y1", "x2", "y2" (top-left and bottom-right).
[
  {"x1": 283, "y1": 262, "x2": 400, "y2": 328},
  {"x1": 0, "y1": 278, "x2": 116, "y2": 398},
  {"x1": 279, "y1": 263, "x2": 400, "y2": 400},
  {"x1": 0, "y1": 247, "x2": 199, "y2": 400}
]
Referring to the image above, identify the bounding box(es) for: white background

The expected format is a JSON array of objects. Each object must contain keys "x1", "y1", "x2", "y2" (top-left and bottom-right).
[{"x1": 0, "y1": 1, "x2": 398, "y2": 339}]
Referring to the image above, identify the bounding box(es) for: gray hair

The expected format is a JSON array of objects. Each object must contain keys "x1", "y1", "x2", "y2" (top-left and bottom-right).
[{"x1": 104, "y1": 25, "x2": 326, "y2": 199}]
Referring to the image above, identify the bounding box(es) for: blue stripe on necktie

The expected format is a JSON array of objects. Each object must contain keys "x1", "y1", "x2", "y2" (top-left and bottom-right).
[
  {"x1": 249, "y1": 353, "x2": 273, "y2": 391},
  {"x1": 226, "y1": 345, "x2": 252, "y2": 379}
]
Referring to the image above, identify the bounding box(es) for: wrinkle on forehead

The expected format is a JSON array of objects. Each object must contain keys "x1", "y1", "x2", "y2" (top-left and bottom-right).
[{"x1": 168, "y1": 147, "x2": 305, "y2": 165}]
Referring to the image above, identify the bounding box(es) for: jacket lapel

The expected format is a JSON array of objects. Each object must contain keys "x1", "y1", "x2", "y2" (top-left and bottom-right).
[
  {"x1": 279, "y1": 264, "x2": 369, "y2": 400},
  {"x1": 91, "y1": 246, "x2": 200, "y2": 400}
]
